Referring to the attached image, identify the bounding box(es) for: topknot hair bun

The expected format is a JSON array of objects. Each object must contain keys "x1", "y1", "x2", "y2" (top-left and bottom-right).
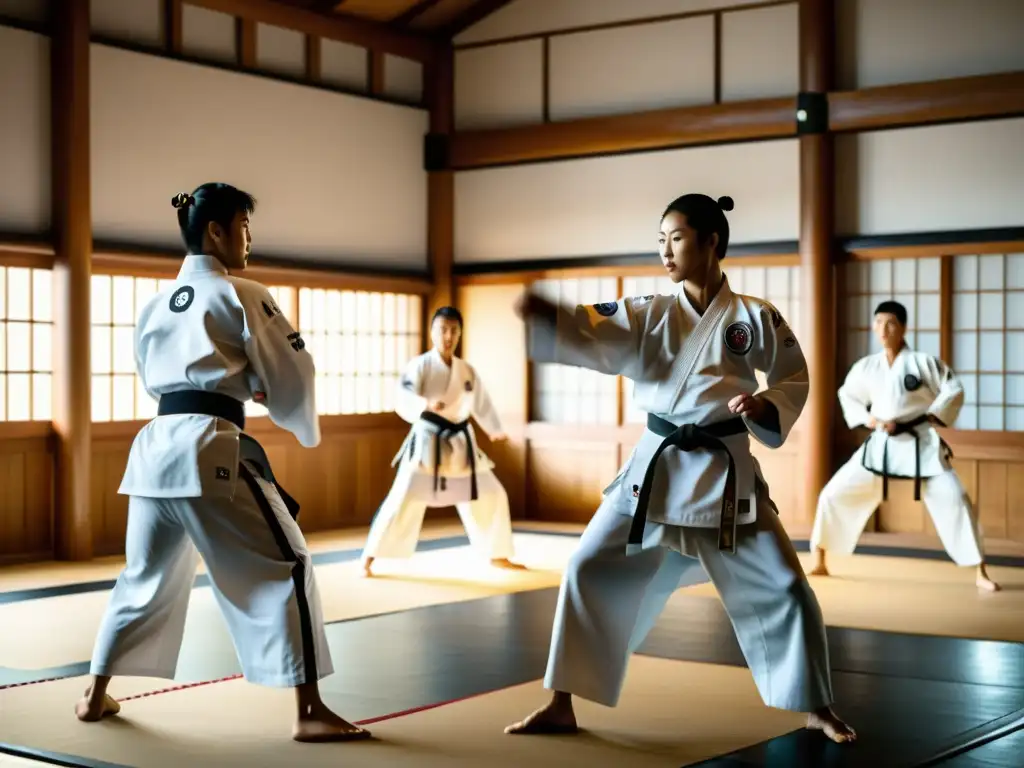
[
  {"x1": 171, "y1": 192, "x2": 195, "y2": 210},
  {"x1": 717, "y1": 196, "x2": 734, "y2": 212}
]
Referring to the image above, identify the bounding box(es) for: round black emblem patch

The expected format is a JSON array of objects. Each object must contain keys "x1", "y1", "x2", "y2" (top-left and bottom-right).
[
  {"x1": 593, "y1": 302, "x2": 618, "y2": 317},
  {"x1": 904, "y1": 374, "x2": 921, "y2": 391},
  {"x1": 724, "y1": 322, "x2": 754, "y2": 355},
  {"x1": 169, "y1": 285, "x2": 194, "y2": 314}
]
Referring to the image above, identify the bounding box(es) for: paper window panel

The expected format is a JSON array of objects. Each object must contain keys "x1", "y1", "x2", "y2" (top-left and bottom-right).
[{"x1": 0, "y1": 267, "x2": 54, "y2": 421}]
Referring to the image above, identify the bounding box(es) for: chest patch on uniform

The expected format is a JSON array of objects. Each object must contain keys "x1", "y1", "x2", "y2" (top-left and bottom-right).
[
  {"x1": 169, "y1": 286, "x2": 195, "y2": 314},
  {"x1": 215, "y1": 467, "x2": 231, "y2": 480},
  {"x1": 464, "y1": 379, "x2": 473, "y2": 392},
  {"x1": 593, "y1": 302, "x2": 618, "y2": 317},
  {"x1": 724, "y1": 322, "x2": 754, "y2": 355},
  {"x1": 904, "y1": 374, "x2": 921, "y2": 391},
  {"x1": 287, "y1": 332, "x2": 305, "y2": 351},
  {"x1": 401, "y1": 376, "x2": 414, "y2": 390}
]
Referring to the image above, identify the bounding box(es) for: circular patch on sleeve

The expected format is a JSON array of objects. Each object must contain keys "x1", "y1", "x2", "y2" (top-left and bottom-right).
[
  {"x1": 725, "y1": 322, "x2": 754, "y2": 355},
  {"x1": 593, "y1": 302, "x2": 619, "y2": 317},
  {"x1": 904, "y1": 374, "x2": 921, "y2": 391},
  {"x1": 169, "y1": 285, "x2": 195, "y2": 314}
]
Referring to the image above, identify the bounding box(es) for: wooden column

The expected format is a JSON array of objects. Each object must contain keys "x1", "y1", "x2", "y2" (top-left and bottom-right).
[
  {"x1": 798, "y1": 0, "x2": 835, "y2": 524},
  {"x1": 425, "y1": 44, "x2": 454, "y2": 320},
  {"x1": 51, "y1": 0, "x2": 93, "y2": 560}
]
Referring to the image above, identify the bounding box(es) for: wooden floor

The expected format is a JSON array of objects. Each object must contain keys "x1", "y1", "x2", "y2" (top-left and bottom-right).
[{"x1": 1, "y1": 522, "x2": 1022, "y2": 767}]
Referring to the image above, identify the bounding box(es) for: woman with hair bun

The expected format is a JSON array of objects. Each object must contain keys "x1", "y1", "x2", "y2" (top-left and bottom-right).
[{"x1": 506, "y1": 193, "x2": 855, "y2": 744}]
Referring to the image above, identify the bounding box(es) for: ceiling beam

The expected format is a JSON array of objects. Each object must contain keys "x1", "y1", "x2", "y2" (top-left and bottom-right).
[
  {"x1": 440, "y1": 0, "x2": 517, "y2": 37},
  {"x1": 391, "y1": 0, "x2": 445, "y2": 27},
  {"x1": 187, "y1": 0, "x2": 440, "y2": 62},
  {"x1": 448, "y1": 70, "x2": 1024, "y2": 170},
  {"x1": 449, "y1": 97, "x2": 796, "y2": 169}
]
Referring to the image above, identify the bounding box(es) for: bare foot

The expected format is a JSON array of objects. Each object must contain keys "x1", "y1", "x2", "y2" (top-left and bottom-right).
[
  {"x1": 806, "y1": 706, "x2": 856, "y2": 744},
  {"x1": 293, "y1": 705, "x2": 372, "y2": 743},
  {"x1": 75, "y1": 688, "x2": 121, "y2": 722},
  {"x1": 809, "y1": 563, "x2": 830, "y2": 576},
  {"x1": 977, "y1": 570, "x2": 1001, "y2": 592},
  {"x1": 505, "y1": 696, "x2": 578, "y2": 735},
  {"x1": 361, "y1": 557, "x2": 374, "y2": 578},
  {"x1": 492, "y1": 558, "x2": 528, "y2": 571}
]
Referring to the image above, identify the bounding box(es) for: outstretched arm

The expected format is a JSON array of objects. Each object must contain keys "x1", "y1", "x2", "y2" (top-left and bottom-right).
[{"x1": 518, "y1": 290, "x2": 650, "y2": 380}]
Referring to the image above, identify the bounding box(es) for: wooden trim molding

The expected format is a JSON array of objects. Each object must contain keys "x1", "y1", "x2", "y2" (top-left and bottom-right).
[
  {"x1": 186, "y1": 0, "x2": 439, "y2": 62},
  {"x1": 448, "y1": 98, "x2": 796, "y2": 169},
  {"x1": 447, "y1": 71, "x2": 1024, "y2": 170},
  {"x1": 842, "y1": 229, "x2": 1024, "y2": 260},
  {"x1": 829, "y1": 71, "x2": 1024, "y2": 133},
  {"x1": 0, "y1": 240, "x2": 55, "y2": 269},
  {"x1": 164, "y1": 0, "x2": 183, "y2": 53}
]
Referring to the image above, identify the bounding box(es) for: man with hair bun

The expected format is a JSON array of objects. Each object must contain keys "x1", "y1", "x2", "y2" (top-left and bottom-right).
[
  {"x1": 810, "y1": 300, "x2": 999, "y2": 592},
  {"x1": 506, "y1": 193, "x2": 855, "y2": 744}
]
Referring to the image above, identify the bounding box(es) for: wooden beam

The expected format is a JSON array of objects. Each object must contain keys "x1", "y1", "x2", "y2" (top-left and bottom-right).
[
  {"x1": 164, "y1": 0, "x2": 183, "y2": 53},
  {"x1": 449, "y1": 97, "x2": 796, "y2": 169},
  {"x1": 367, "y1": 49, "x2": 385, "y2": 95},
  {"x1": 425, "y1": 44, "x2": 454, "y2": 319},
  {"x1": 305, "y1": 34, "x2": 321, "y2": 81},
  {"x1": 448, "y1": 71, "x2": 1024, "y2": 170},
  {"x1": 830, "y1": 71, "x2": 1024, "y2": 132},
  {"x1": 236, "y1": 17, "x2": 257, "y2": 67},
  {"x1": 187, "y1": 0, "x2": 439, "y2": 62},
  {"x1": 440, "y1": 0, "x2": 517, "y2": 37},
  {"x1": 798, "y1": 0, "x2": 834, "y2": 527},
  {"x1": 51, "y1": 0, "x2": 93, "y2": 561},
  {"x1": 939, "y1": 255, "x2": 953, "y2": 364},
  {"x1": 391, "y1": 0, "x2": 445, "y2": 27}
]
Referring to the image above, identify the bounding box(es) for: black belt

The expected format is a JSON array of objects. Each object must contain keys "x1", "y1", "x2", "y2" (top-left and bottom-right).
[
  {"x1": 418, "y1": 411, "x2": 478, "y2": 501},
  {"x1": 627, "y1": 413, "x2": 748, "y2": 554},
  {"x1": 157, "y1": 390, "x2": 300, "y2": 520},
  {"x1": 863, "y1": 414, "x2": 950, "y2": 502}
]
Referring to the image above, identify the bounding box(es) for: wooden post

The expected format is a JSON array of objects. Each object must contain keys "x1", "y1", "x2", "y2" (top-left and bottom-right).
[
  {"x1": 425, "y1": 44, "x2": 454, "y2": 321},
  {"x1": 798, "y1": 0, "x2": 835, "y2": 524},
  {"x1": 51, "y1": 0, "x2": 93, "y2": 560}
]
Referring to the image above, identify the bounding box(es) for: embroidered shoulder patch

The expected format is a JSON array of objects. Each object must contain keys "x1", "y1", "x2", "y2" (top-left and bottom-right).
[
  {"x1": 261, "y1": 299, "x2": 280, "y2": 318},
  {"x1": 169, "y1": 285, "x2": 195, "y2": 314},
  {"x1": 464, "y1": 379, "x2": 473, "y2": 392},
  {"x1": 592, "y1": 301, "x2": 619, "y2": 317},
  {"x1": 724, "y1": 321, "x2": 754, "y2": 355},
  {"x1": 904, "y1": 374, "x2": 921, "y2": 391}
]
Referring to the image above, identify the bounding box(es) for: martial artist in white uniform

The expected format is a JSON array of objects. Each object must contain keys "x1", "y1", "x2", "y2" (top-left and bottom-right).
[
  {"x1": 361, "y1": 306, "x2": 524, "y2": 576},
  {"x1": 506, "y1": 193, "x2": 855, "y2": 744},
  {"x1": 77, "y1": 184, "x2": 371, "y2": 743},
  {"x1": 810, "y1": 300, "x2": 999, "y2": 591}
]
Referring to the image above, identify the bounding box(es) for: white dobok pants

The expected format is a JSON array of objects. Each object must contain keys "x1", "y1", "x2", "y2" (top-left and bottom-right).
[
  {"x1": 811, "y1": 455, "x2": 984, "y2": 567},
  {"x1": 361, "y1": 469, "x2": 515, "y2": 561},
  {"x1": 544, "y1": 490, "x2": 834, "y2": 713},
  {"x1": 90, "y1": 462, "x2": 333, "y2": 688}
]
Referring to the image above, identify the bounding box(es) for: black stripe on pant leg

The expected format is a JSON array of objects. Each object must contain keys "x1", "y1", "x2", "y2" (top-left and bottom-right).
[{"x1": 238, "y1": 463, "x2": 318, "y2": 686}]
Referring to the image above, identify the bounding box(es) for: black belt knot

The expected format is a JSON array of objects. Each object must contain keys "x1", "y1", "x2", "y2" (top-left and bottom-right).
[
  {"x1": 627, "y1": 413, "x2": 748, "y2": 554},
  {"x1": 863, "y1": 414, "x2": 950, "y2": 502},
  {"x1": 418, "y1": 411, "x2": 478, "y2": 501}
]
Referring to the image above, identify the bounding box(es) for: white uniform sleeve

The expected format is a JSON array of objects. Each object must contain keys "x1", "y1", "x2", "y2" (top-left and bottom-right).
[
  {"x1": 837, "y1": 360, "x2": 874, "y2": 429},
  {"x1": 746, "y1": 301, "x2": 809, "y2": 449},
  {"x1": 527, "y1": 297, "x2": 650, "y2": 379},
  {"x1": 238, "y1": 283, "x2": 320, "y2": 448},
  {"x1": 923, "y1": 356, "x2": 964, "y2": 427},
  {"x1": 395, "y1": 357, "x2": 428, "y2": 424},
  {"x1": 468, "y1": 366, "x2": 503, "y2": 436}
]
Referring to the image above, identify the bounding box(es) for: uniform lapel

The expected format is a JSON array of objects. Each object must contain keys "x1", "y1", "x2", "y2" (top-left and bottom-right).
[
  {"x1": 444, "y1": 355, "x2": 469, "y2": 410},
  {"x1": 668, "y1": 277, "x2": 734, "y2": 404}
]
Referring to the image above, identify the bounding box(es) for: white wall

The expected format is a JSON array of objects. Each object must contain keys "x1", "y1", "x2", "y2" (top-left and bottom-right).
[
  {"x1": 835, "y1": 118, "x2": 1024, "y2": 237},
  {"x1": 0, "y1": 25, "x2": 50, "y2": 234},
  {"x1": 455, "y1": 139, "x2": 798, "y2": 263},
  {"x1": 454, "y1": 1, "x2": 797, "y2": 130},
  {"x1": 837, "y1": 0, "x2": 1024, "y2": 90},
  {"x1": 90, "y1": 44, "x2": 429, "y2": 269}
]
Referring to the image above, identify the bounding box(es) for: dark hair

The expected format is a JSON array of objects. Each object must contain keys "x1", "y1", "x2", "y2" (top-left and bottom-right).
[
  {"x1": 431, "y1": 306, "x2": 463, "y2": 328},
  {"x1": 874, "y1": 300, "x2": 907, "y2": 326},
  {"x1": 171, "y1": 183, "x2": 256, "y2": 255},
  {"x1": 661, "y1": 194, "x2": 734, "y2": 259}
]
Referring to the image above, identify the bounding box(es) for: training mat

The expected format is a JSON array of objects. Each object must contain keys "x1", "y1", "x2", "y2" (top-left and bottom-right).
[
  {"x1": 683, "y1": 551, "x2": 1024, "y2": 643},
  {"x1": 0, "y1": 534, "x2": 568, "y2": 673},
  {"x1": 0, "y1": 656, "x2": 804, "y2": 768}
]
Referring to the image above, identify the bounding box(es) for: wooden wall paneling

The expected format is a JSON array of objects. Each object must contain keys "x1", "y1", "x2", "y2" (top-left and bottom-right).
[
  {"x1": 527, "y1": 439, "x2": 619, "y2": 523},
  {"x1": 797, "y1": 0, "x2": 835, "y2": 527},
  {"x1": 0, "y1": 433, "x2": 53, "y2": 563},
  {"x1": 51, "y1": 0, "x2": 94, "y2": 561}
]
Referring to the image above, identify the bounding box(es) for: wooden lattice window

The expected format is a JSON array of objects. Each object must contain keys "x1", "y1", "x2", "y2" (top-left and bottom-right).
[{"x1": 0, "y1": 267, "x2": 53, "y2": 421}]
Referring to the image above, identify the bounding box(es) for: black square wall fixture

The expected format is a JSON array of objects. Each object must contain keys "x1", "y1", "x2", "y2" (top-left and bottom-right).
[
  {"x1": 424, "y1": 133, "x2": 450, "y2": 171},
  {"x1": 796, "y1": 92, "x2": 829, "y2": 134}
]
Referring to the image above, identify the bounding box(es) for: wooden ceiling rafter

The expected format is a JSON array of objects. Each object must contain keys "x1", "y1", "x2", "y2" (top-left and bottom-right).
[
  {"x1": 391, "y1": 0, "x2": 447, "y2": 27},
  {"x1": 437, "y1": 0, "x2": 518, "y2": 37}
]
